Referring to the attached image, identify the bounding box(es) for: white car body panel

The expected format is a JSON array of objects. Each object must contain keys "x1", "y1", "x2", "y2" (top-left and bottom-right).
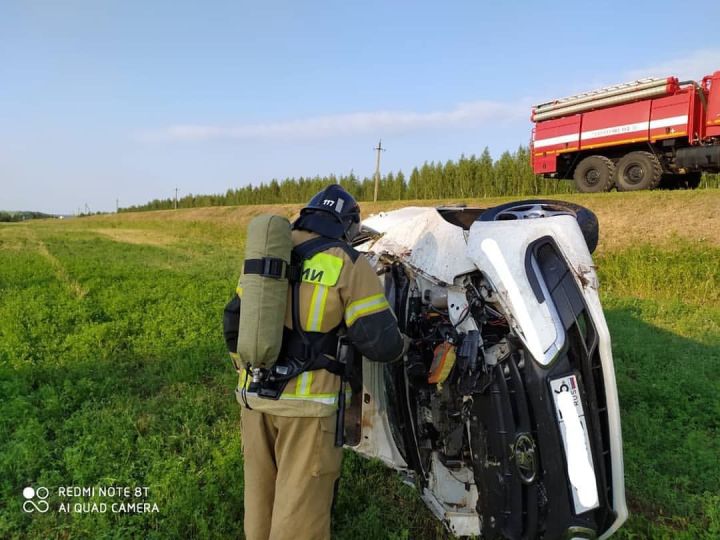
[
  {"x1": 466, "y1": 215, "x2": 593, "y2": 365},
  {"x1": 351, "y1": 358, "x2": 408, "y2": 470}
]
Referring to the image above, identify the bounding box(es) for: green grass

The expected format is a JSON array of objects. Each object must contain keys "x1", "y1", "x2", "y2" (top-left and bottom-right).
[
  {"x1": 1, "y1": 191, "x2": 719, "y2": 539},
  {"x1": 595, "y1": 241, "x2": 720, "y2": 539}
]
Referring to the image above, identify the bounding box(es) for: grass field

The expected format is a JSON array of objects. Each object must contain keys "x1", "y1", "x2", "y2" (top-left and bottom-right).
[{"x1": 1, "y1": 190, "x2": 719, "y2": 539}]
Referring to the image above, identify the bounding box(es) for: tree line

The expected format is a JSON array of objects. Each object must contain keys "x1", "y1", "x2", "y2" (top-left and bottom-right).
[
  {"x1": 120, "y1": 146, "x2": 720, "y2": 212},
  {"x1": 0, "y1": 211, "x2": 55, "y2": 222}
]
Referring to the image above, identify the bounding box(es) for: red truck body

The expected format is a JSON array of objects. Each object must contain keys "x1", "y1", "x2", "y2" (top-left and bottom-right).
[{"x1": 531, "y1": 71, "x2": 720, "y2": 191}]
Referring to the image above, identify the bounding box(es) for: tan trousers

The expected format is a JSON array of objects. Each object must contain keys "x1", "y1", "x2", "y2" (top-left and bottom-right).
[{"x1": 241, "y1": 408, "x2": 343, "y2": 540}]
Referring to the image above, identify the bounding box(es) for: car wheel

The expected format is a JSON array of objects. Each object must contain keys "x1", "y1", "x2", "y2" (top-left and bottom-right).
[
  {"x1": 479, "y1": 199, "x2": 599, "y2": 253},
  {"x1": 573, "y1": 155, "x2": 615, "y2": 192},
  {"x1": 615, "y1": 151, "x2": 662, "y2": 191}
]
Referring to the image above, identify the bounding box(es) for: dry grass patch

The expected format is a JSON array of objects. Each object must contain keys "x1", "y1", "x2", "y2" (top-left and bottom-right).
[
  {"x1": 0, "y1": 224, "x2": 34, "y2": 250},
  {"x1": 580, "y1": 190, "x2": 720, "y2": 252},
  {"x1": 71, "y1": 189, "x2": 720, "y2": 254},
  {"x1": 92, "y1": 228, "x2": 178, "y2": 247}
]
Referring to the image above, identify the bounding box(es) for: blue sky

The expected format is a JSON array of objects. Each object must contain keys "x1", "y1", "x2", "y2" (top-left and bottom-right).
[{"x1": 2, "y1": 0, "x2": 719, "y2": 213}]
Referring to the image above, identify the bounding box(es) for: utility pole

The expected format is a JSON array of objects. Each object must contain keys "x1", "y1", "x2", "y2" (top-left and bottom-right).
[
  {"x1": 116, "y1": 198, "x2": 119, "y2": 213},
  {"x1": 373, "y1": 139, "x2": 385, "y2": 202},
  {"x1": 174, "y1": 188, "x2": 179, "y2": 210}
]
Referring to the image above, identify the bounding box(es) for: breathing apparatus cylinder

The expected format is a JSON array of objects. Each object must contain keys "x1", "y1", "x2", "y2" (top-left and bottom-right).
[{"x1": 237, "y1": 214, "x2": 293, "y2": 371}]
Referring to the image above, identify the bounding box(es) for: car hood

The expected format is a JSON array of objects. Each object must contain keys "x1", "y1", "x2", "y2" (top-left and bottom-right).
[{"x1": 359, "y1": 206, "x2": 600, "y2": 366}]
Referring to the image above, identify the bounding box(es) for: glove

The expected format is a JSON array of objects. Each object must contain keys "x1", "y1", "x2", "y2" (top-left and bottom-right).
[
  {"x1": 401, "y1": 333, "x2": 413, "y2": 356},
  {"x1": 390, "y1": 333, "x2": 413, "y2": 363}
]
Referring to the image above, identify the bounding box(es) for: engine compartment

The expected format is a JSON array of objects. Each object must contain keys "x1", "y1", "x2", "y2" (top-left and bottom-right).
[
  {"x1": 380, "y1": 261, "x2": 533, "y2": 537},
  {"x1": 401, "y1": 272, "x2": 505, "y2": 473}
]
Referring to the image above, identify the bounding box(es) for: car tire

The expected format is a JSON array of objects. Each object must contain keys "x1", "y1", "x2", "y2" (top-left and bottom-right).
[
  {"x1": 573, "y1": 155, "x2": 615, "y2": 193},
  {"x1": 615, "y1": 151, "x2": 662, "y2": 191},
  {"x1": 479, "y1": 199, "x2": 599, "y2": 253}
]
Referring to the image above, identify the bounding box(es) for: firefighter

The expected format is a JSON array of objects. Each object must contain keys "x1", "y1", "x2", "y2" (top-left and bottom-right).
[{"x1": 223, "y1": 184, "x2": 405, "y2": 540}]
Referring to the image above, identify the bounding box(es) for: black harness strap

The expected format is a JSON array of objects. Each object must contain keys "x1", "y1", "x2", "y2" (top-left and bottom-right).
[
  {"x1": 243, "y1": 257, "x2": 289, "y2": 279},
  {"x1": 292, "y1": 236, "x2": 346, "y2": 262},
  {"x1": 244, "y1": 232, "x2": 357, "y2": 280},
  {"x1": 293, "y1": 236, "x2": 360, "y2": 264}
]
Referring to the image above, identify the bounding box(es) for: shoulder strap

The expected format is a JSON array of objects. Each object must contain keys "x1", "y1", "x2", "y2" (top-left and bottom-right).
[
  {"x1": 292, "y1": 236, "x2": 359, "y2": 264},
  {"x1": 292, "y1": 236, "x2": 334, "y2": 262}
]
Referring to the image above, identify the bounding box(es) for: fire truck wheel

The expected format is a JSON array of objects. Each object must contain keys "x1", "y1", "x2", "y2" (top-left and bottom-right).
[
  {"x1": 573, "y1": 155, "x2": 615, "y2": 193},
  {"x1": 615, "y1": 151, "x2": 663, "y2": 191}
]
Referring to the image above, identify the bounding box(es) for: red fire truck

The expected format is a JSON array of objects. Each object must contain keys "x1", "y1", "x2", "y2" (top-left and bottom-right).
[{"x1": 531, "y1": 70, "x2": 720, "y2": 191}]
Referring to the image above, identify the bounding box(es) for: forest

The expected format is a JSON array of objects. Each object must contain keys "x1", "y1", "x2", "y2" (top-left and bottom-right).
[
  {"x1": 0, "y1": 211, "x2": 55, "y2": 222},
  {"x1": 121, "y1": 147, "x2": 720, "y2": 212}
]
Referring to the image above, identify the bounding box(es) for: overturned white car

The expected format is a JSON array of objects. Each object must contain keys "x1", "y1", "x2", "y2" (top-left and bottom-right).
[{"x1": 343, "y1": 200, "x2": 628, "y2": 540}]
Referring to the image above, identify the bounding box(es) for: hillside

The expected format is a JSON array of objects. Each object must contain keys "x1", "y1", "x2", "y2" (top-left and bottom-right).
[{"x1": 67, "y1": 188, "x2": 720, "y2": 252}]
